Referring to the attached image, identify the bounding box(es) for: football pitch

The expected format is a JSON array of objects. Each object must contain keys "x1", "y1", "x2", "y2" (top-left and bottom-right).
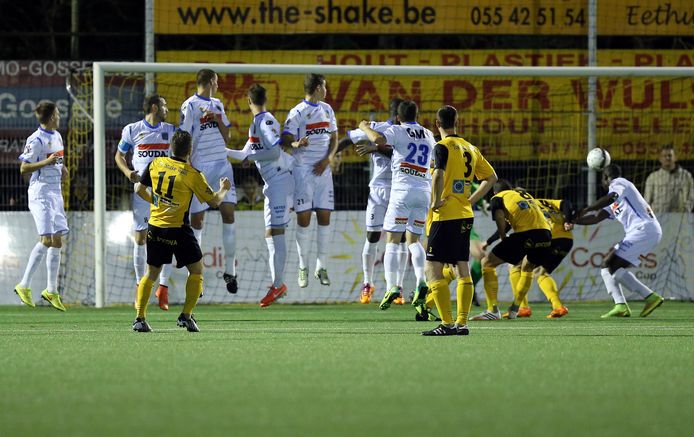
[{"x1": 2, "y1": 302, "x2": 692, "y2": 436}]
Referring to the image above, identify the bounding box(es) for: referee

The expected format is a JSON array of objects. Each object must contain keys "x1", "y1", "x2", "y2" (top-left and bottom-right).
[{"x1": 421, "y1": 106, "x2": 497, "y2": 336}]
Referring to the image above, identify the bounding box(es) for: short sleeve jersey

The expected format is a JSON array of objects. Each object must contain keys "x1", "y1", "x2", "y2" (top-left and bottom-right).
[
  {"x1": 603, "y1": 177, "x2": 659, "y2": 233},
  {"x1": 491, "y1": 189, "x2": 551, "y2": 233},
  {"x1": 283, "y1": 100, "x2": 337, "y2": 167},
  {"x1": 348, "y1": 120, "x2": 393, "y2": 188},
  {"x1": 537, "y1": 198, "x2": 572, "y2": 239},
  {"x1": 18, "y1": 127, "x2": 64, "y2": 195},
  {"x1": 140, "y1": 156, "x2": 216, "y2": 228},
  {"x1": 179, "y1": 94, "x2": 232, "y2": 167},
  {"x1": 382, "y1": 122, "x2": 435, "y2": 192},
  {"x1": 247, "y1": 111, "x2": 292, "y2": 183},
  {"x1": 431, "y1": 135, "x2": 494, "y2": 222},
  {"x1": 117, "y1": 120, "x2": 175, "y2": 174}
]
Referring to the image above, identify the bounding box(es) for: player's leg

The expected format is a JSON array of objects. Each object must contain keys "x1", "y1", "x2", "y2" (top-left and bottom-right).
[
  {"x1": 220, "y1": 202, "x2": 238, "y2": 293},
  {"x1": 452, "y1": 219, "x2": 474, "y2": 332},
  {"x1": 502, "y1": 264, "x2": 530, "y2": 318},
  {"x1": 174, "y1": 226, "x2": 205, "y2": 332},
  {"x1": 473, "y1": 233, "x2": 524, "y2": 320},
  {"x1": 506, "y1": 231, "x2": 551, "y2": 319},
  {"x1": 380, "y1": 231, "x2": 404, "y2": 310},
  {"x1": 422, "y1": 221, "x2": 453, "y2": 327},
  {"x1": 505, "y1": 257, "x2": 537, "y2": 319},
  {"x1": 405, "y1": 191, "x2": 429, "y2": 303},
  {"x1": 294, "y1": 167, "x2": 313, "y2": 287},
  {"x1": 40, "y1": 195, "x2": 68, "y2": 311},
  {"x1": 16, "y1": 197, "x2": 53, "y2": 306},
  {"x1": 394, "y1": 232, "x2": 409, "y2": 304},
  {"x1": 539, "y1": 238, "x2": 572, "y2": 317},
  {"x1": 313, "y1": 170, "x2": 334, "y2": 286},
  {"x1": 421, "y1": 259, "x2": 456, "y2": 336},
  {"x1": 468, "y1": 228, "x2": 484, "y2": 306},
  {"x1": 361, "y1": 231, "x2": 380, "y2": 304},
  {"x1": 260, "y1": 180, "x2": 291, "y2": 307},
  {"x1": 156, "y1": 261, "x2": 172, "y2": 311},
  {"x1": 599, "y1": 248, "x2": 631, "y2": 318}
]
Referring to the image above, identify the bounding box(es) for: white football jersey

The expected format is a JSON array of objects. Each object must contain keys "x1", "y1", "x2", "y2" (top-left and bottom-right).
[
  {"x1": 247, "y1": 111, "x2": 294, "y2": 183},
  {"x1": 179, "y1": 94, "x2": 232, "y2": 167},
  {"x1": 19, "y1": 127, "x2": 64, "y2": 195},
  {"x1": 117, "y1": 119, "x2": 175, "y2": 174},
  {"x1": 603, "y1": 177, "x2": 660, "y2": 234},
  {"x1": 348, "y1": 120, "x2": 393, "y2": 189},
  {"x1": 382, "y1": 122, "x2": 435, "y2": 192},
  {"x1": 283, "y1": 99, "x2": 337, "y2": 167}
]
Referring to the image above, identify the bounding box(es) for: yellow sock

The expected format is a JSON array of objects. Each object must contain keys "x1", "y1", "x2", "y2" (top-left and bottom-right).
[
  {"x1": 425, "y1": 291, "x2": 436, "y2": 310},
  {"x1": 136, "y1": 277, "x2": 155, "y2": 319},
  {"x1": 513, "y1": 271, "x2": 534, "y2": 307},
  {"x1": 442, "y1": 265, "x2": 457, "y2": 284},
  {"x1": 183, "y1": 273, "x2": 203, "y2": 315},
  {"x1": 429, "y1": 278, "x2": 453, "y2": 325},
  {"x1": 482, "y1": 268, "x2": 498, "y2": 312},
  {"x1": 537, "y1": 273, "x2": 562, "y2": 310},
  {"x1": 456, "y1": 276, "x2": 474, "y2": 326},
  {"x1": 509, "y1": 265, "x2": 521, "y2": 300}
]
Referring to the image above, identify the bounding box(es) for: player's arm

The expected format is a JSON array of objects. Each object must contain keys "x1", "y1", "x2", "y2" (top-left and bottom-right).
[
  {"x1": 469, "y1": 152, "x2": 498, "y2": 206},
  {"x1": 490, "y1": 197, "x2": 508, "y2": 241},
  {"x1": 431, "y1": 144, "x2": 447, "y2": 210},
  {"x1": 114, "y1": 150, "x2": 140, "y2": 183},
  {"x1": 204, "y1": 178, "x2": 232, "y2": 208},
  {"x1": 337, "y1": 135, "x2": 353, "y2": 153},
  {"x1": 313, "y1": 131, "x2": 338, "y2": 176},
  {"x1": 280, "y1": 109, "x2": 308, "y2": 151},
  {"x1": 581, "y1": 192, "x2": 618, "y2": 214},
  {"x1": 573, "y1": 209, "x2": 609, "y2": 225},
  {"x1": 358, "y1": 120, "x2": 386, "y2": 146},
  {"x1": 134, "y1": 162, "x2": 153, "y2": 203},
  {"x1": 20, "y1": 154, "x2": 59, "y2": 174}
]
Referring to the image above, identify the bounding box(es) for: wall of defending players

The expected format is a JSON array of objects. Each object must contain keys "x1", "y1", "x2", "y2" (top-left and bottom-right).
[{"x1": 0, "y1": 210, "x2": 691, "y2": 305}]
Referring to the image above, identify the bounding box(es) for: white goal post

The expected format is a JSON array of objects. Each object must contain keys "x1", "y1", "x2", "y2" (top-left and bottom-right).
[{"x1": 92, "y1": 63, "x2": 694, "y2": 307}]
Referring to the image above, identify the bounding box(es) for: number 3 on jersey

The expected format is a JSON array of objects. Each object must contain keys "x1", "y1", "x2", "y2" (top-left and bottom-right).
[{"x1": 405, "y1": 143, "x2": 430, "y2": 166}]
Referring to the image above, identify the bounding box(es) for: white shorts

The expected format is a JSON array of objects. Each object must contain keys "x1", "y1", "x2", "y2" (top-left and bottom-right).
[
  {"x1": 383, "y1": 189, "x2": 430, "y2": 235},
  {"x1": 264, "y1": 172, "x2": 294, "y2": 229},
  {"x1": 28, "y1": 190, "x2": 69, "y2": 236},
  {"x1": 614, "y1": 223, "x2": 662, "y2": 266},
  {"x1": 366, "y1": 186, "x2": 390, "y2": 232},
  {"x1": 293, "y1": 165, "x2": 334, "y2": 213},
  {"x1": 132, "y1": 192, "x2": 150, "y2": 232},
  {"x1": 190, "y1": 160, "x2": 237, "y2": 214}
]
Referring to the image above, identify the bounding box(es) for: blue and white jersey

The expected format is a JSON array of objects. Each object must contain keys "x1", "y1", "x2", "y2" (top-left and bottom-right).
[
  {"x1": 348, "y1": 120, "x2": 394, "y2": 189},
  {"x1": 603, "y1": 177, "x2": 660, "y2": 234},
  {"x1": 117, "y1": 119, "x2": 175, "y2": 174},
  {"x1": 382, "y1": 122, "x2": 435, "y2": 192},
  {"x1": 246, "y1": 111, "x2": 294, "y2": 183},
  {"x1": 283, "y1": 99, "x2": 337, "y2": 167},
  {"x1": 19, "y1": 127, "x2": 64, "y2": 195},
  {"x1": 179, "y1": 93, "x2": 232, "y2": 167}
]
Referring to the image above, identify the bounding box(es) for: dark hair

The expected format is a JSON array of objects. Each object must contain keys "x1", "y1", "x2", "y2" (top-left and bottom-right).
[
  {"x1": 196, "y1": 69, "x2": 217, "y2": 87},
  {"x1": 143, "y1": 94, "x2": 162, "y2": 114},
  {"x1": 35, "y1": 101, "x2": 57, "y2": 125},
  {"x1": 389, "y1": 98, "x2": 404, "y2": 119},
  {"x1": 397, "y1": 100, "x2": 418, "y2": 122},
  {"x1": 171, "y1": 130, "x2": 192, "y2": 158},
  {"x1": 603, "y1": 164, "x2": 622, "y2": 179},
  {"x1": 494, "y1": 179, "x2": 513, "y2": 193},
  {"x1": 661, "y1": 144, "x2": 675, "y2": 152},
  {"x1": 248, "y1": 84, "x2": 267, "y2": 105},
  {"x1": 304, "y1": 73, "x2": 325, "y2": 94},
  {"x1": 436, "y1": 105, "x2": 457, "y2": 129}
]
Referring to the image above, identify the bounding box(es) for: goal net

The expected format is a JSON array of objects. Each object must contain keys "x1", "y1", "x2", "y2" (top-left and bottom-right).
[{"x1": 60, "y1": 63, "x2": 694, "y2": 306}]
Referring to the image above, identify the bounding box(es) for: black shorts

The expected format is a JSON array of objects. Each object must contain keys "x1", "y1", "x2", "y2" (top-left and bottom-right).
[
  {"x1": 146, "y1": 224, "x2": 202, "y2": 268},
  {"x1": 542, "y1": 238, "x2": 574, "y2": 273},
  {"x1": 492, "y1": 229, "x2": 552, "y2": 268},
  {"x1": 426, "y1": 218, "x2": 474, "y2": 263}
]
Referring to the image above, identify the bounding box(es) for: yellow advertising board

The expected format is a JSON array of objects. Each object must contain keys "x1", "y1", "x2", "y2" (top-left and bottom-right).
[
  {"x1": 156, "y1": 50, "x2": 694, "y2": 161},
  {"x1": 155, "y1": 0, "x2": 694, "y2": 36}
]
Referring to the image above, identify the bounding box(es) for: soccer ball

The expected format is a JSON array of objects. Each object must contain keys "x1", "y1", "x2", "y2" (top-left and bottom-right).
[{"x1": 586, "y1": 148, "x2": 611, "y2": 170}]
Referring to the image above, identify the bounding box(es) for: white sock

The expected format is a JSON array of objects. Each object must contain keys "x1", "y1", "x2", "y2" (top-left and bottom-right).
[
  {"x1": 362, "y1": 240, "x2": 378, "y2": 285},
  {"x1": 223, "y1": 223, "x2": 236, "y2": 276},
  {"x1": 159, "y1": 263, "x2": 172, "y2": 288},
  {"x1": 601, "y1": 268, "x2": 626, "y2": 304},
  {"x1": 193, "y1": 228, "x2": 203, "y2": 246},
  {"x1": 46, "y1": 247, "x2": 61, "y2": 294},
  {"x1": 315, "y1": 224, "x2": 330, "y2": 272},
  {"x1": 614, "y1": 268, "x2": 655, "y2": 298},
  {"x1": 295, "y1": 225, "x2": 310, "y2": 269},
  {"x1": 396, "y1": 242, "x2": 409, "y2": 287},
  {"x1": 384, "y1": 243, "x2": 399, "y2": 291},
  {"x1": 266, "y1": 237, "x2": 276, "y2": 284},
  {"x1": 408, "y1": 241, "x2": 426, "y2": 285},
  {"x1": 272, "y1": 234, "x2": 287, "y2": 287},
  {"x1": 133, "y1": 243, "x2": 146, "y2": 284},
  {"x1": 20, "y1": 242, "x2": 48, "y2": 288}
]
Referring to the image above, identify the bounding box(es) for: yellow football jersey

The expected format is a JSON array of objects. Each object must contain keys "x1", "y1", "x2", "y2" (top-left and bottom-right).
[
  {"x1": 537, "y1": 198, "x2": 573, "y2": 240},
  {"x1": 141, "y1": 156, "x2": 215, "y2": 228},
  {"x1": 431, "y1": 135, "x2": 495, "y2": 222},
  {"x1": 491, "y1": 189, "x2": 550, "y2": 233}
]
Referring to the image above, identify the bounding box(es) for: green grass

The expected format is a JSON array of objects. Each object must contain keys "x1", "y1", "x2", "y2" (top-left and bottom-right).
[{"x1": 1, "y1": 302, "x2": 693, "y2": 436}]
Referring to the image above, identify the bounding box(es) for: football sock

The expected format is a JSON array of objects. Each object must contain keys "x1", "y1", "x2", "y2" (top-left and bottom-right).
[
  {"x1": 509, "y1": 265, "x2": 521, "y2": 299},
  {"x1": 133, "y1": 243, "x2": 146, "y2": 284},
  {"x1": 315, "y1": 224, "x2": 330, "y2": 272},
  {"x1": 408, "y1": 242, "x2": 426, "y2": 285},
  {"x1": 482, "y1": 268, "x2": 499, "y2": 312},
  {"x1": 613, "y1": 268, "x2": 654, "y2": 298},
  {"x1": 384, "y1": 243, "x2": 399, "y2": 290},
  {"x1": 266, "y1": 237, "x2": 276, "y2": 284},
  {"x1": 159, "y1": 263, "x2": 172, "y2": 288},
  {"x1": 470, "y1": 258, "x2": 482, "y2": 286},
  {"x1": 425, "y1": 289, "x2": 436, "y2": 309},
  {"x1": 46, "y1": 247, "x2": 61, "y2": 294},
  {"x1": 442, "y1": 264, "x2": 457, "y2": 284},
  {"x1": 429, "y1": 278, "x2": 453, "y2": 326},
  {"x1": 601, "y1": 268, "x2": 626, "y2": 304},
  {"x1": 362, "y1": 240, "x2": 377, "y2": 285},
  {"x1": 183, "y1": 273, "x2": 203, "y2": 315},
  {"x1": 192, "y1": 227, "x2": 203, "y2": 246},
  {"x1": 396, "y1": 242, "x2": 408, "y2": 287},
  {"x1": 295, "y1": 225, "x2": 310, "y2": 269},
  {"x1": 537, "y1": 273, "x2": 563, "y2": 309},
  {"x1": 136, "y1": 277, "x2": 155, "y2": 318},
  {"x1": 20, "y1": 242, "x2": 48, "y2": 288},
  {"x1": 514, "y1": 271, "x2": 534, "y2": 306},
  {"x1": 271, "y1": 234, "x2": 287, "y2": 287},
  {"x1": 222, "y1": 223, "x2": 236, "y2": 276},
  {"x1": 456, "y1": 276, "x2": 474, "y2": 326}
]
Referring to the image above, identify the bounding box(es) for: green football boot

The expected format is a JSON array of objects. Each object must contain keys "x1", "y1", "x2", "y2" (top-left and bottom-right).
[
  {"x1": 640, "y1": 293, "x2": 664, "y2": 317},
  {"x1": 601, "y1": 303, "x2": 631, "y2": 318}
]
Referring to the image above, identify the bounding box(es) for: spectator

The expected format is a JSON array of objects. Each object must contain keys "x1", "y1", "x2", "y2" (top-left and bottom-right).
[
  {"x1": 644, "y1": 145, "x2": 694, "y2": 213},
  {"x1": 236, "y1": 177, "x2": 264, "y2": 211}
]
